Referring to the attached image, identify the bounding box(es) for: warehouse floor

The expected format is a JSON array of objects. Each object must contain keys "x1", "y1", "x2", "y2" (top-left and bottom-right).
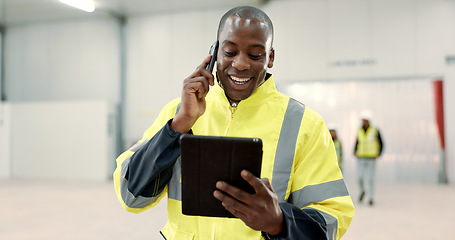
[{"x1": 1, "y1": 179, "x2": 454, "y2": 240}]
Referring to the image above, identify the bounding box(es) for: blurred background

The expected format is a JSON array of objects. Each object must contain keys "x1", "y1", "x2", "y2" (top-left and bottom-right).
[{"x1": 0, "y1": 0, "x2": 454, "y2": 239}]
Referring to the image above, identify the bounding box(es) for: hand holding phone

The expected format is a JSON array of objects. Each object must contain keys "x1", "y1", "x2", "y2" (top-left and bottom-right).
[
  {"x1": 206, "y1": 41, "x2": 219, "y2": 73},
  {"x1": 171, "y1": 42, "x2": 218, "y2": 134}
]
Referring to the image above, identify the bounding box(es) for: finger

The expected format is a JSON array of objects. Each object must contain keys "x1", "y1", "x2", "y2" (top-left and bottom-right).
[
  {"x1": 216, "y1": 181, "x2": 247, "y2": 199},
  {"x1": 197, "y1": 54, "x2": 212, "y2": 69},
  {"x1": 192, "y1": 76, "x2": 209, "y2": 99},
  {"x1": 241, "y1": 170, "x2": 267, "y2": 194},
  {"x1": 214, "y1": 188, "x2": 250, "y2": 217},
  {"x1": 221, "y1": 200, "x2": 248, "y2": 219},
  {"x1": 188, "y1": 68, "x2": 214, "y2": 88},
  {"x1": 184, "y1": 76, "x2": 210, "y2": 99},
  {"x1": 213, "y1": 189, "x2": 227, "y2": 201},
  {"x1": 216, "y1": 180, "x2": 256, "y2": 205},
  {"x1": 195, "y1": 54, "x2": 215, "y2": 86}
]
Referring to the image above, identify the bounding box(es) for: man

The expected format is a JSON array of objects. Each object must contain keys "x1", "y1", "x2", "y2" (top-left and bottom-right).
[
  {"x1": 354, "y1": 110, "x2": 383, "y2": 206},
  {"x1": 328, "y1": 124, "x2": 343, "y2": 171},
  {"x1": 114, "y1": 6, "x2": 354, "y2": 240}
]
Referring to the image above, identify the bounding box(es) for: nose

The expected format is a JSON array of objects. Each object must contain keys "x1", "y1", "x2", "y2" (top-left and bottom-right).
[{"x1": 232, "y1": 53, "x2": 250, "y2": 71}]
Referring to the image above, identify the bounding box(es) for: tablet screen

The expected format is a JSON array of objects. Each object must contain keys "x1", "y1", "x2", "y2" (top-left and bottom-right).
[{"x1": 180, "y1": 134, "x2": 263, "y2": 218}]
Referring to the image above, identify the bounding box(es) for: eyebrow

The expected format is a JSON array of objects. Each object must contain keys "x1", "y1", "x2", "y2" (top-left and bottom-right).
[{"x1": 222, "y1": 40, "x2": 266, "y2": 50}]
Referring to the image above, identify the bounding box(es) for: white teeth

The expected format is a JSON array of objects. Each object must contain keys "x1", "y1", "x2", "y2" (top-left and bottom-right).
[{"x1": 230, "y1": 76, "x2": 251, "y2": 84}]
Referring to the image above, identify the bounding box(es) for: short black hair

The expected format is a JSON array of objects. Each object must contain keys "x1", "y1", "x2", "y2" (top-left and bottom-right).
[{"x1": 217, "y1": 6, "x2": 274, "y2": 47}]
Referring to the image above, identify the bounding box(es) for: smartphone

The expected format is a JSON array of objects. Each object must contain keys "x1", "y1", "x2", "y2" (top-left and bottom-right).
[{"x1": 206, "y1": 41, "x2": 219, "y2": 73}]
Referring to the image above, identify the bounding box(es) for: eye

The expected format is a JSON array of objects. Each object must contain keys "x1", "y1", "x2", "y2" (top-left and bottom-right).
[
  {"x1": 249, "y1": 54, "x2": 263, "y2": 60},
  {"x1": 224, "y1": 50, "x2": 236, "y2": 57}
]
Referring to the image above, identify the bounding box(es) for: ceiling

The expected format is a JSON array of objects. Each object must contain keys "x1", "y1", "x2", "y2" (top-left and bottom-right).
[{"x1": 0, "y1": 0, "x2": 267, "y2": 26}]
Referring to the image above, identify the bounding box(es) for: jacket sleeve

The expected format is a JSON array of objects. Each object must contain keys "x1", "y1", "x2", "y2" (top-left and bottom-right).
[
  {"x1": 261, "y1": 203, "x2": 328, "y2": 240},
  {"x1": 113, "y1": 99, "x2": 183, "y2": 213},
  {"x1": 354, "y1": 135, "x2": 359, "y2": 155},
  {"x1": 377, "y1": 129, "x2": 384, "y2": 156},
  {"x1": 273, "y1": 108, "x2": 355, "y2": 240}
]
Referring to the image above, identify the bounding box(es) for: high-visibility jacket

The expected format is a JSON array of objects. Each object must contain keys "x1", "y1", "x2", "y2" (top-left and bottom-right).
[
  {"x1": 355, "y1": 126, "x2": 381, "y2": 158},
  {"x1": 113, "y1": 74, "x2": 354, "y2": 240}
]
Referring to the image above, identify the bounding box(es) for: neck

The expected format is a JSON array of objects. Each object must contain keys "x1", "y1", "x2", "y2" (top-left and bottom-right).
[{"x1": 228, "y1": 98, "x2": 240, "y2": 107}]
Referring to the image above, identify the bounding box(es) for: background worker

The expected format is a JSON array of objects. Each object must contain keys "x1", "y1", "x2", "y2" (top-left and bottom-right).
[
  {"x1": 354, "y1": 110, "x2": 384, "y2": 206},
  {"x1": 328, "y1": 124, "x2": 343, "y2": 171}
]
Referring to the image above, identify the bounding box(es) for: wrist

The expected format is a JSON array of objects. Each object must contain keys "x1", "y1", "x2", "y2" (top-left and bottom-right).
[
  {"x1": 266, "y1": 226, "x2": 283, "y2": 237},
  {"x1": 265, "y1": 211, "x2": 284, "y2": 237},
  {"x1": 171, "y1": 113, "x2": 195, "y2": 134}
]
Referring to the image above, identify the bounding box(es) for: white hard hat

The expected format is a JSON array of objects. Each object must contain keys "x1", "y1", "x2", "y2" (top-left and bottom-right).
[
  {"x1": 359, "y1": 109, "x2": 373, "y2": 121},
  {"x1": 327, "y1": 123, "x2": 337, "y2": 130}
]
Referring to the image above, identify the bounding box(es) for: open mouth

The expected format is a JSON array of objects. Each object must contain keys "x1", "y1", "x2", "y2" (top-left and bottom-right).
[{"x1": 230, "y1": 75, "x2": 252, "y2": 85}]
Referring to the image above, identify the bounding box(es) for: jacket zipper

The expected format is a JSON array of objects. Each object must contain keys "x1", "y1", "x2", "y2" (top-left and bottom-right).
[
  {"x1": 229, "y1": 105, "x2": 237, "y2": 119},
  {"x1": 225, "y1": 105, "x2": 237, "y2": 135}
]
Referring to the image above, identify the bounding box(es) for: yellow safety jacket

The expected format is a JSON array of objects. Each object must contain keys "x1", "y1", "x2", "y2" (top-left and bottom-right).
[
  {"x1": 355, "y1": 126, "x2": 381, "y2": 158},
  {"x1": 114, "y1": 74, "x2": 354, "y2": 240}
]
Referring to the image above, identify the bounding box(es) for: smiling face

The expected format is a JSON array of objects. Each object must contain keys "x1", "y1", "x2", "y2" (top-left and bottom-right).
[{"x1": 216, "y1": 16, "x2": 274, "y2": 103}]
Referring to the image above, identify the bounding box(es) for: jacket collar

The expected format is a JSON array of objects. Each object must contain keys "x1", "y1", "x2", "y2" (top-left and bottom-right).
[{"x1": 210, "y1": 73, "x2": 277, "y2": 107}]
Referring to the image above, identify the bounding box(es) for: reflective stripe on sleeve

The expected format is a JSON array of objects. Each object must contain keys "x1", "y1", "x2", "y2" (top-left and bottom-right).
[
  {"x1": 272, "y1": 98, "x2": 305, "y2": 202},
  {"x1": 167, "y1": 103, "x2": 183, "y2": 201},
  {"x1": 120, "y1": 156, "x2": 164, "y2": 208},
  {"x1": 290, "y1": 179, "x2": 350, "y2": 208},
  {"x1": 307, "y1": 207, "x2": 338, "y2": 240},
  {"x1": 168, "y1": 156, "x2": 182, "y2": 201}
]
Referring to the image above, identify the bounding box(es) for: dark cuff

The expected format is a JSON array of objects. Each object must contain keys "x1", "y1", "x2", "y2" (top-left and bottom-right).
[
  {"x1": 126, "y1": 119, "x2": 192, "y2": 198},
  {"x1": 261, "y1": 202, "x2": 327, "y2": 240}
]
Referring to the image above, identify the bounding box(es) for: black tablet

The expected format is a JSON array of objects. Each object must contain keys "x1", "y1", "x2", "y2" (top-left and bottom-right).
[{"x1": 180, "y1": 134, "x2": 263, "y2": 218}]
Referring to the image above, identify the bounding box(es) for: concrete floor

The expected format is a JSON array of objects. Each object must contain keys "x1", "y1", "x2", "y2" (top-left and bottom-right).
[{"x1": 1, "y1": 180, "x2": 454, "y2": 240}]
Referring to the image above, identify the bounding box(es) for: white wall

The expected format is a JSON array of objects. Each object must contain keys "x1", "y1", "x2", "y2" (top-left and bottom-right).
[
  {"x1": 8, "y1": 100, "x2": 115, "y2": 180},
  {"x1": 3, "y1": 18, "x2": 121, "y2": 180},
  {"x1": 5, "y1": 18, "x2": 120, "y2": 102},
  {"x1": 264, "y1": 0, "x2": 455, "y2": 80}
]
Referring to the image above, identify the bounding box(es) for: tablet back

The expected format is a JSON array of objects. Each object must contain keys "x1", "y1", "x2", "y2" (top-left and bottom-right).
[{"x1": 180, "y1": 134, "x2": 263, "y2": 218}]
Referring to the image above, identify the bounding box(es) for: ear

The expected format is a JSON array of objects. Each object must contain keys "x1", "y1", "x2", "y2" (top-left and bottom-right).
[{"x1": 267, "y1": 48, "x2": 275, "y2": 68}]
